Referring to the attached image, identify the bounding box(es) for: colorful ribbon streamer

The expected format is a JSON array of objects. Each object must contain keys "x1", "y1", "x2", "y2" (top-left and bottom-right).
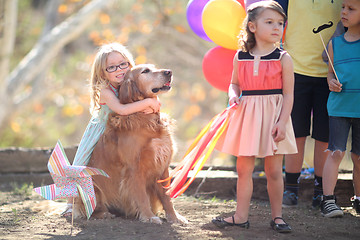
[{"x1": 159, "y1": 102, "x2": 238, "y2": 198}]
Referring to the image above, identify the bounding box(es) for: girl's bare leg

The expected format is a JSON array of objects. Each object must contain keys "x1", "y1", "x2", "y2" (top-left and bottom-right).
[
  {"x1": 223, "y1": 156, "x2": 255, "y2": 224},
  {"x1": 265, "y1": 154, "x2": 285, "y2": 224}
]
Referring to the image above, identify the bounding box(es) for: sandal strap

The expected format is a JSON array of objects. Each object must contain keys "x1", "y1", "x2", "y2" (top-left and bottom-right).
[
  {"x1": 273, "y1": 217, "x2": 284, "y2": 221},
  {"x1": 273, "y1": 217, "x2": 288, "y2": 225},
  {"x1": 231, "y1": 215, "x2": 235, "y2": 224}
]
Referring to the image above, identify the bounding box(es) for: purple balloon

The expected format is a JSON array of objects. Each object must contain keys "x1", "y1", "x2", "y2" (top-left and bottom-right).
[
  {"x1": 186, "y1": 0, "x2": 212, "y2": 42},
  {"x1": 245, "y1": 0, "x2": 264, "y2": 9}
]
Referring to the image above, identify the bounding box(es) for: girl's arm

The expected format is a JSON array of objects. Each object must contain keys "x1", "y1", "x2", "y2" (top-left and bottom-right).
[
  {"x1": 327, "y1": 40, "x2": 342, "y2": 92},
  {"x1": 100, "y1": 88, "x2": 161, "y2": 115},
  {"x1": 228, "y1": 53, "x2": 241, "y2": 106},
  {"x1": 272, "y1": 52, "x2": 294, "y2": 142}
]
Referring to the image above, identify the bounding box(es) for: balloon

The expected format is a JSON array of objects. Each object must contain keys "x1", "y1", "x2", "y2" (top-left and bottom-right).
[
  {"x1": 245, "y1": 0, "x2": 264, "y2": 9},
  {"x1": 237, "y1": 0, "x2": 245, "y2": 8},
  {"x1": 202, "y1": 0, "x2": 246, "y2": 50},
  {"x1": 186, "y1": 0, "x2": 212, "y2": 42},
  {"x1": 202, "y1": 46, "x2": 236, "y2": 92}
]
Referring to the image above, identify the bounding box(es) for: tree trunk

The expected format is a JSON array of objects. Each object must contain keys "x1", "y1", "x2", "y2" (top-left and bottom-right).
[
  {"x1": 0, "y1": 0, "x2": 116, "y2": 129},
  {"x1": 21, "y1": 0, "x2": 62, "y2": 106},
  {"x1": 0, "y1": 0, "x2": 17, "y2": 93},
  {"x1": 0, "y1": 0, "x2": 17, "y2": 129}
]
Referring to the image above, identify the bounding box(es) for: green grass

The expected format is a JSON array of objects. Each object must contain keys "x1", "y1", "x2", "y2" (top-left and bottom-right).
[
  {"x1": 11, "y1": 208, "x2": 20, "y2": 224},
  {"x1": 10, "y1": 182, "x2": 34, "y2": 197}
]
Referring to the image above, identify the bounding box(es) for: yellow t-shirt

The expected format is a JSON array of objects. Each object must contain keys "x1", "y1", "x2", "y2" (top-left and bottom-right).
[{"x1": 284, "y1": 0, "x2": 342, "y2": 77}]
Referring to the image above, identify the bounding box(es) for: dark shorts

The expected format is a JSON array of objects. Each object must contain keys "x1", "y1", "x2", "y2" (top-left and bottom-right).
[
  {"x1": 328, "y1": 116, "x2": 360, "y2": 156},
  {"x1": 291, "y1": 73, "x2": 329, "y2": 142}
]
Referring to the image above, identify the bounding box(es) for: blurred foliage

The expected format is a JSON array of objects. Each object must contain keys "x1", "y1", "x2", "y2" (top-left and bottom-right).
[
  {"x1": 10, "y1": 182, "x2": 34, "y2": 197},
  {"x1": 1, "y1": 0, "x2": 233, "y2": 165}
]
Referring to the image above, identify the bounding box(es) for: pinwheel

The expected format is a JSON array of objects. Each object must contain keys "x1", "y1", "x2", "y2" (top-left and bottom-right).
[
  {"x1": 34, "y1": 141, "x2": 109, "y2": 219},
  {"x1": 159, "y1": 101, "x2": 239, "y2": 198}
]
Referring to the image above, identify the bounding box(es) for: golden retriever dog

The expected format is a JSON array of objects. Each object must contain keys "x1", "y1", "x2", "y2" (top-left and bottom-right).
[{"x1": 74, "y1": 64, "x2": 187, "y2": 224}]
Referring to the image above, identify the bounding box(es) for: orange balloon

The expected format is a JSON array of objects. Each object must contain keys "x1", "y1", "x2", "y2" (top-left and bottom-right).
[{"x1": 202, "y1": 0, "x2": 246, "y2": 50}]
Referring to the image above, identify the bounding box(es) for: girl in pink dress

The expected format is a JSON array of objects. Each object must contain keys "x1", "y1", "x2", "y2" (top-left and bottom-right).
[{"x1": 212, "y1": 1, "x2": 297, "y2": 233}]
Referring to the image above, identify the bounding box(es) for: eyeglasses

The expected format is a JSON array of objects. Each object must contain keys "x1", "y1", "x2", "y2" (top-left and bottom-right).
[{"x1": 105, "y1": 62, "x2": 130, "y2": 73}]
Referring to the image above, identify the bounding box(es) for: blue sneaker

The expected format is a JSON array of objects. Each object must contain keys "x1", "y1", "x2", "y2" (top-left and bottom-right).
[
  {"x1": 282, "y1": 191, "x2": 298, "y2": 207},
  {"x1": 312, "y1": 194, "x2": 322, "y2": 209}
]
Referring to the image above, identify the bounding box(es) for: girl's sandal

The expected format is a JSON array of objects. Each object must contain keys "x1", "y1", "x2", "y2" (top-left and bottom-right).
[
  {"x1": 61, "y1": 204, "x2": 73, "y2": 217},
  {"x1": 212, "y1": 216, "x2": 250, "y2": 229},
  {"x1": 270, "y1": 217, "x2": 292, "y2": 233}
]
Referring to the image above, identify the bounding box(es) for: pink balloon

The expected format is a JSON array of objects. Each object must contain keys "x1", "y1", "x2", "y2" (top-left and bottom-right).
[
  {"x1": 186, "y1": 0, "x2": 212, "y2": 42},
  {"x1": 202, "y1": 46, "x2": 236, "y2": 92}
]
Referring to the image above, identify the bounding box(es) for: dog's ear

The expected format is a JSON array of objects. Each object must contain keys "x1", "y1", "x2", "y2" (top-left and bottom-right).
[{"x1": 119, "y1": 72, "x2": 143, "y2": 104}]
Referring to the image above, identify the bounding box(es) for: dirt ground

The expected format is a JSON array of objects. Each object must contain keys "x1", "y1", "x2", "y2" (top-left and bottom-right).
[{"x1": 1, "y1": 186, "x2": 360, "y2": 240}]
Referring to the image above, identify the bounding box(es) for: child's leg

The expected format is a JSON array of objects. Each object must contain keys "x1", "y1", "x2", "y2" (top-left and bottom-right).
[
  {"x1": 312, "y1": 140, "x2": 329, "y2": 208},
  {"x1": 264, "y1": 154, "x2": 285, "y2": 222},
  {"x1": 321, "y1": 117, "x2": 349, "y2": 218},
  {"x1": 351, "y1": 153, "x2": 360, "y2": 213},
  {"x1": 283, "y1": 137, "x2": 305, "y2": 206},
  {"x1": 321, "y1": 150, "x2": 345, "y2": 218},
  {"x1": 322, "y1": 151, "x2": 345, "y2": 195},
  {"x1": 323, "y1": 116, "x2": 350, "y2": 195},
  {"x1": 351, "y1": 118, "x2": 360, "y2": 213},
  {"x1": 351, "y1": 153, "x2": 360, "y2": 197},
  {"x1": 351, "y1": 118, "x2": 360, "y2": 197},
  {"x1": 223, "y1": 156, "x2": 255, "y2": 224}
]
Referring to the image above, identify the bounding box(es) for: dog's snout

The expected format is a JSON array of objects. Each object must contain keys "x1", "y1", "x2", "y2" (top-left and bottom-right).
[{"x1": 164, "y1": 70, "x2": 172, "y2": 76}]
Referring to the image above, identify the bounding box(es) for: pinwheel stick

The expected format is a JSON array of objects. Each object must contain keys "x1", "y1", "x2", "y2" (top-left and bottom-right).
[
  {"x1": 71, "y1": 198, "x2": 74, "y2": 235},
  {"x1": 313, "y1": 21, "x2": 340, "y2": 82}
]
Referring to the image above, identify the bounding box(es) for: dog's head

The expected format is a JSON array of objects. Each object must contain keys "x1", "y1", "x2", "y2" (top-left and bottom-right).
[{"x1": 119, "y1": 64, "x2": 172, "y2": 104}]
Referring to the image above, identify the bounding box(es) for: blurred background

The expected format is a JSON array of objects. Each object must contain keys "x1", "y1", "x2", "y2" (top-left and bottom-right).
[
  {"x1": 0, "y1": 0, "x2": 353, "y2": 170},
  {"x1": 0, "y1": 0, "x2": 234, "y2": 165}
]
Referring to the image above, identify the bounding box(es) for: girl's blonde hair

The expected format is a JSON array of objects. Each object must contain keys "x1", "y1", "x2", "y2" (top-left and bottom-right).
[
  {"x1": 89, "y1": 43, "x2": 135, "y2": 114},
  {"x1": 238, "y1": 0, "x2": 286, "y2": 52}
]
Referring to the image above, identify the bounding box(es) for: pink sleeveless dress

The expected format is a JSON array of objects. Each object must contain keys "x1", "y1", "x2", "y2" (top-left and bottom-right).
[{"x1": 215, "y1": 48, "x2": 297, "y2": 158}]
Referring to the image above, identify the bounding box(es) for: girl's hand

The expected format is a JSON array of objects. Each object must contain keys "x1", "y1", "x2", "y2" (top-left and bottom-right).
[
  {"x1": 142, "y1": 108, "x2": 155, "y2": 114},
  {"x1": 229, "y1": 95, "x2": 241, "y2": 106},
  {"x1": 272, "y1": 122, "x2": 286, "y2": 142},
  {"x1": 328, "y1": 78, "x2": 342, "y2": 92},
  {"x1": 143, "y1": 97, "x2": 161, "y2": 114}
]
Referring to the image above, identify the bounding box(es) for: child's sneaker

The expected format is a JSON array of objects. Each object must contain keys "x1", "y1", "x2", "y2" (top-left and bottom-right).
[
  {"x1": 282, "y1": 190, "x2": 298, "y2": 207},
  {"x1": 351, "y1": 196, "x2": 360, "y2": 214},
  {"x1": 321, "y1": 195, "x2": 343, "y2": 218},
  {"x1": 312, "y1": 194, "x2": 322, "y2": 209}
]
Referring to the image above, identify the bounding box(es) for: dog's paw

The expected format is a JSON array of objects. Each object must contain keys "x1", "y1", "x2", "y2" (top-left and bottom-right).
[
  {"x1": 103, "y1": 212, "x2": 116, "y2": 219},
  {"x1": 150, "y1": 216, "x2": 163, "y2": 224},
  {"x1": 140, "y1": 216, "x2": 163, "y2": 224},
  {"x1": 92, "y1": 212, "x2": 115, "y2": 219},
  {"x1": 167, "y1": 212, "x2": 189, "y2": 225}
]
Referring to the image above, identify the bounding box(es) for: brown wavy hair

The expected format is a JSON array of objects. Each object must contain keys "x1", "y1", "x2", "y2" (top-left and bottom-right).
[{"x1": 238, "y1": 1, "x2": 287, "y2": 52}]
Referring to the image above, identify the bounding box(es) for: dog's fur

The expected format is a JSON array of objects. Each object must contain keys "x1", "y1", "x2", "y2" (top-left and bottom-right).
[{"x1": 74, "y1": 64, "x2": 187, "y2": 224}]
